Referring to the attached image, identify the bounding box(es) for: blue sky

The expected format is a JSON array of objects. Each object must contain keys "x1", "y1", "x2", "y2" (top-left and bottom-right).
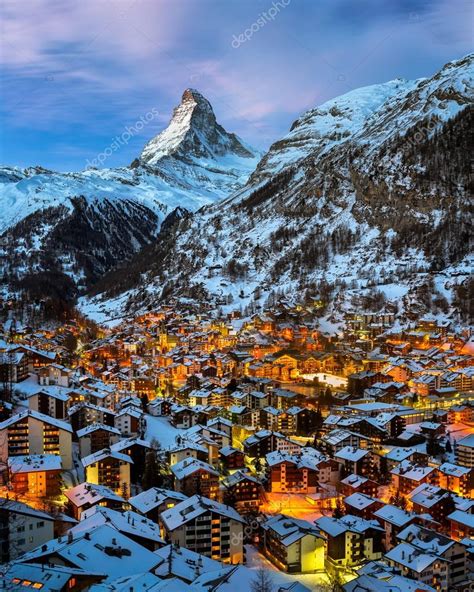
[{"x1": 1, "y1": 0, "x2": 472, "y2": 171}]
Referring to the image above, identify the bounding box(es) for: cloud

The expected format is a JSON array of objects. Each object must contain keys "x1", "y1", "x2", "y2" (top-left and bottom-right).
[{"x1": 1, "y1": 0, "x2": 472, "y2": 170}]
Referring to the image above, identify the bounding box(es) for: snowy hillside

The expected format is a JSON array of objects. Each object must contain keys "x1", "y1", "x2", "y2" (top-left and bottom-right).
[
  {"x1": 87, "y1": 54, "x2": 473, "y2": 325},
  {"x1": 0, "y1": 89, "x2": 260, "y2": 296}
]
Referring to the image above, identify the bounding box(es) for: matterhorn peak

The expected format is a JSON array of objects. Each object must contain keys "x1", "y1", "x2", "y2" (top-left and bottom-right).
[{"x1": 140, "y1": 89, "x2": 257, "y2": 165}]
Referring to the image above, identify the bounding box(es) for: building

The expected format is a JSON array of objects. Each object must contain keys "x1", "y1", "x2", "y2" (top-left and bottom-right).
[
  {"x1": 0, "y1": 409, "x2": 73, "y2": 469},
  {"x1": 222, "y1": 470, "x2": 263, "y2": 513},
  {"x1": 315, "y1": 514, "x2": 384, "y2": 572},
  {"x1": 2, "y1": 562, "x2": 103, "y2": 591},
  {"x1": 82, "y1": 448, "x2": 133, "y2": 496},
  {"x1": 128, "y1": 487, "x2": 188, "y2": 523},
  {"x1": 390, "y1": 461, "x2": 437, "y2": 496},
  {"x1": 343, "y1": 493, "x2": 383, "y2": 520},
  {"x1": 170, "y1": 458, "x2": 219, "y2": 499},
  {"x1": 260, "y1": 514, "x2": 325, "y2": 573},
  {"x1": 77, "y1": 423, "x2": 121, "y2": 457},
  {"x1": 38, "y1": 364, "x2": 72, "y2": 387},
  {"x1": 0, "y1": 498, "x2": 55, "y2": 561},
  {"x1": 373, "y1": 504, "x2": 419, "y2": 551},
  {"x1": 8, "y1": 454, "x2": 62, "y2": 497},
  {"x1": 219, "y1": 445, "x2": 245, "y2": 470},
  {"x1": 385, "y1": 524, "x2": 469, "y2": 591},
  {"x1": 455, "y1": 434, "x2": 474, "y2": 468},
  {"x1": 28, "y1": 389, "x2": 69, "y2": 420},
  {"x1": 266, "y1": 450, "x2": 321, "y2": 494},
  {"x1": 159, "y1": 494, "x2": 245, "y2": 564},
  {"x1": 448, "y1": 509, "x2": 474, "y2": 540},
  {"x1": 438, "y1": 462, "x2": 473, "y2": 497},
  {"x1": 0, "y1": 351, "x2": 28, "y2": 383},
  {"x1": 64, "y1": 482, "x2": 126, "y2": 520}
]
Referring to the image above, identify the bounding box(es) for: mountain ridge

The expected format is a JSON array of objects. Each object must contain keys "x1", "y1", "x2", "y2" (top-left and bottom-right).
[
  {"x1": 0, "y1": 89, "x2": 260, "y2": 300},
  {"x1": 84, "y1": 54, "x2": 473, "y2": 327}
]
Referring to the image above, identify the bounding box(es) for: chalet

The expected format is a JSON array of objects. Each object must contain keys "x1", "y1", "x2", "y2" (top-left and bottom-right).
[
  {"x1": 28, "y1": 388, "x2": 69, "y2": 420},
  {"x1": 260, "y1": 514, "x2": 325, "y2": 573},
  {"x1": 72, "y1": 505, "x2": 164, "y2": 551},
  {"x1": 159, "y1": 495, "x2": 245, "y2": 564},
  {"x1": 391, "y1": 461, "x2": 438, "y2": 496},
  {"x1": 340, "y1": 472, "x2": 379, "y2": 497},
  {"x1": 343, "y1": 493, "x2": 383, "y2": 520},
  {"x1": 8, "y1": 454, "x2": 62, "y2": 497},
  {"x1": 455, "y1": 433, "x2": 474, "y2": 468},
  {"x1": 68, "y1": 402, "x2": 116, "y2": 432},
  {"x1": 38, "y1": 364, "x2": 72, "y2": 387},
  {"x1": 110, "y1": 437, "x2": 152, "y2": 483},
  {"x1": 448, "y1": 509, "x2": 474, "y2": 540},
  {"x1": 171, "y1": 458, "x2": 219, "y2": 499},
  {"x1": 266, "y1": 450, "x2": 321, "y2": 494},
  {"x1": 128, "y1": 487, "x2": 187, "y2": 523},
  {"x1": 386, "y1": 524, "x2": 468, "y2": 592},
  {"x1": 243, "y1": 430, "x2": 302, "y2": 458},
  {"x1": 315, "y1": 514, "x2": 384, "y2": 571},
  {"x1": 64, "y1": 482, "x2": 126, "y2": 520},
  {"x1": 0, "y1": 351, "x2": 28, "y2": 383},
  {"x1": 76, "y1": 423, "x2": 121, "y2": 457},
  {"x1": 219, "y1": 445, "x2": 245, "y2": 470},
  {"x1": 335, "y1": 446, "x2": 372, "y2": 477},
  {"x1": 0, "y1": 409, "x2": 73, "y2": 469},
  {"x1": 169, "y1": 441, "x2": 209, "y2": 466},
  {"x1": 373, "y1": 504, "x2": 420, "y2": 550},
  {"x1": 438, "y1": 462, "x2": 474, "y2": 497},
  {"x1": 82, "y1": 448, "x2": 133, "y2": 496},
  {"x1": 0, "y1": 498, "x2": 56, "y2": 562},
  {"x1": 2, "y1": 562, "x2": 103, "y2": 591},
  {"x1": 16, "y1": 523, "x2": 162, "y2": 581},
  {"x1": 222, "y1": 470, "x2": 263, "y2": 513},
  {"x1": 410, "y1": 483, "x2": 457, "y2": 526}
]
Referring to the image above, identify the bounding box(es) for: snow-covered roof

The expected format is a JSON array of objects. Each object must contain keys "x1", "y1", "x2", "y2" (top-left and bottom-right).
[
  {"x1": 18, "y1": 523, "x2": 161, "y2": 582},
  {"x1": 129, "y1": 487, "x2": 187, "y2": 514},
  {"x1": 72, "y1": 506, "x2": 165, "y2": 546},
  {"x1": 335, "y1": 446, "x2": 369, "y2": 462},
  {"x1": 8, "y1": 453, "x2": 62, "y2": 473},
  {"x1": 160, "y1": 495, "x2": 245, "y2": 531},
  {"x1": 82, "y1": 448, "x2": 133, "y2": 468},
  {"x1": 373, "y1": 504, "x2": 415, "y2": 527},
  {"x1": 76, "y1": 422, "x2": 121, "y2": 437},
  {"x1": 65, "y1": 482, "x2": 124, "y2": 507},
  {"x1": 170, "y1": 457, "x2": 218, "y2": 480},
  {"x1": 0, "y1": 408, "x2": 73, "y2": 432}
]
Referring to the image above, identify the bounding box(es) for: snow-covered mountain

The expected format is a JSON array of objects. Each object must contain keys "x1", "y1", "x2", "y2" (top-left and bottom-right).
[
  {"x1": 87, "y1": 54, "x2": 473, "y2": 325},
  {"x1": 0, "y1": 89, "x2": 260, "y2": 295}
]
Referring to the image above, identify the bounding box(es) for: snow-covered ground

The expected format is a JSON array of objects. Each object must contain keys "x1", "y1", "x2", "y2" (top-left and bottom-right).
[
  {"x1": 144, "y1": 414, "x2": 187, "y2": 450},
  {"x1": 245, "y1": 544, "x2": 331, "y2": 590}
]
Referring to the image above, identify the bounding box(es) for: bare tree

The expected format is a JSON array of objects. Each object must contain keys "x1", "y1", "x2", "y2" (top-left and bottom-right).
[{"x1": 251, "y1": 568, "x2": 274, "y2": 592}]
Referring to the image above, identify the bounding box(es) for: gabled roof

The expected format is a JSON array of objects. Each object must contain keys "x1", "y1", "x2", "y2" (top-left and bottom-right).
[
  {"x1": 16, "y1": 523, "x2": 161, "y2": 582},
  {"x1": 64, "y1": 482, "x2": 124, "y2": 508},
  {"x1": 160, "y1": 495, "x2": 245, "y2": 531},
  {"x1": 0, "y1": 408, "x2": 73, "y2": 432},
  {"x1": 82, "y1": 448, "x2": 133, "y2": 467},
  {"x1": 129, "y1": 487, "x2": 187, "y2": 514}
]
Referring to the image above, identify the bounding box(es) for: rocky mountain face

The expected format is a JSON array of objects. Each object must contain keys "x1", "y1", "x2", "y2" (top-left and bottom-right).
[
  {"x1": 87, "y1": 54, "x2": 473, "y2": 325},
  {"x1": 0, "y1": 90, "x2": 260, "y2": 302}
]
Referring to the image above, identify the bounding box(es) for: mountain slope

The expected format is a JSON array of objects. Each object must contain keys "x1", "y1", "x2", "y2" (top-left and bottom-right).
[
  {"x1": 0, "y1": 90, "x2": 260, "y2": 298},
  {"x1": 87, "y1": 54, "x2": 473, "y2": 325}
]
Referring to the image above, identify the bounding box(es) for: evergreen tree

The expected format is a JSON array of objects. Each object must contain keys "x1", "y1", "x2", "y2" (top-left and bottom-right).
[{"x1": 142, "y1": 450, "x2": 163, "y2": 490}]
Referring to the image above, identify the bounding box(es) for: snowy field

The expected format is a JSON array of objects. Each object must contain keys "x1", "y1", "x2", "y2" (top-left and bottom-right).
[{"x1": 144, "y1": 414, "x2": 187, "y2": 449}]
